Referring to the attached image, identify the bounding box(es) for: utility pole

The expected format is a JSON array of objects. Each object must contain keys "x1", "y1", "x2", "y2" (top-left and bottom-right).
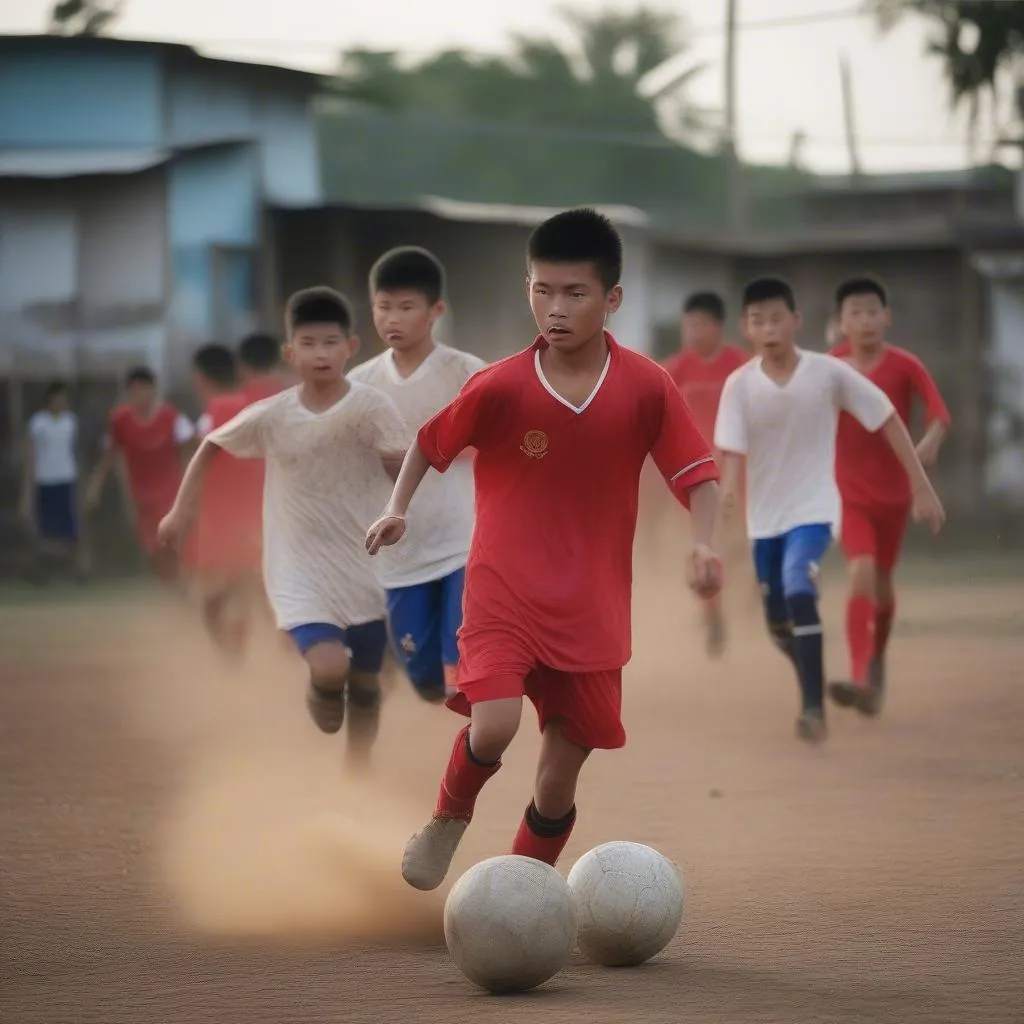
[
  {"x1": 839, "y1": 50, "x2": 862, "y2": 181},
  {"x1": 724, "y1": 0, "x2": 745, "y2": 229}
]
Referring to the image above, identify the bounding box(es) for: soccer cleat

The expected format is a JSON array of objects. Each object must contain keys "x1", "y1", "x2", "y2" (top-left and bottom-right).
[
  {"x1": 305, "y1": 683, "x2": 346, "y2": 734},
  {"x1": 401, "y1": 815, "x2": 469, "y2": 891},
  {"x1": 827, "y1": 680, "x2": 859, "y2": 708},
  {"x1": 828, "y1": 680, "x2": 884, "y2": 717},
  {"x1": 795, "y1": 710, "x2": 827, "y2": 744}
]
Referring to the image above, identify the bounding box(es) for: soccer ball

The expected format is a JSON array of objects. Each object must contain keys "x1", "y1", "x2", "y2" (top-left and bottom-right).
[
  {"x1": 443, "y1": 854, "x2": 577, "y2": 993},
  {"x1": 567, "y1": 841, "x2": 684, "y2": 967}
]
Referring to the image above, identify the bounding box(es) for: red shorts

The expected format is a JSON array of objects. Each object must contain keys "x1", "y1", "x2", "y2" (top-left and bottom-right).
[
  {"x1": 445, "y1": 627, "x2": 625, "y2": 751},
  {"x1": 839, "y1": 502, "x2": 909, "y2": 571}
]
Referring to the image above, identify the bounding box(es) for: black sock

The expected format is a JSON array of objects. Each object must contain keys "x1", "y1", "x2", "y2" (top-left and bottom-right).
[
  {"x1": 787, "y1": 592, "x2": 824, "y2": 713},
  {"x1": 524, "y1": 800, "x2": 576, "y2": 838},
  {"x1": 763, "y1": 593, "x2": 797, "y2": 667}
]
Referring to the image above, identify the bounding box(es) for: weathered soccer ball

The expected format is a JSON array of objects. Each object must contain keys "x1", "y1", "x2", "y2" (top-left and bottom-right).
[
  {"x1": 567, "y1": 841, "x2": 684, "y2": 966},
  {"x1": 443, "y1": 855, "x2": 577, "y2": 993}
]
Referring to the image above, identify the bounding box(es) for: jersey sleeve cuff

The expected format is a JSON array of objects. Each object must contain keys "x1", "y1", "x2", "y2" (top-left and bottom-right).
[
  {"x1": 668, "y1": 456, "x2": 720, "y2": 509},
  {"x1": 416, "y1": 426, "x2": 454, "y2": 473}
]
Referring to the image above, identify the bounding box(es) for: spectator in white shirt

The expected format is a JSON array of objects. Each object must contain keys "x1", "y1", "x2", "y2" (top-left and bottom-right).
[{"x1": 19, "y1": 381, "x2": 89, "y2": 582}]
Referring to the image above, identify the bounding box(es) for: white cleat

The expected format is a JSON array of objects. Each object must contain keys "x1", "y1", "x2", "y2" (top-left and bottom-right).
[{"x1": 401, "y1": 816, "x2": 469, "y2": 891}]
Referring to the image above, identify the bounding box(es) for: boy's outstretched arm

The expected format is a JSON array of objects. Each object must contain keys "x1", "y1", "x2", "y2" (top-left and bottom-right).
[
  {"x1": 879, "y1": 415, "x2": 945, "y2": 533},
  {"x1": 366, "y1": 442, "x2": 432, "y2": 554},
  {"x1": 157, "y1": 440, "x2": 219, "y2": 548}
]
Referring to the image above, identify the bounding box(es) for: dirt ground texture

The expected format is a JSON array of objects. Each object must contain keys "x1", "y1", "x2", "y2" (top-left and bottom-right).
[{"x1": 1, "y1": 532, "x2": 1022, "y2": 1024}]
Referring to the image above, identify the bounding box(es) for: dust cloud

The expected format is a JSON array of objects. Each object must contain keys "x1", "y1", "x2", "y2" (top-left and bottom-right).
[{"x1": 113, "y1": 599, "x2": 445, "y2": 945}]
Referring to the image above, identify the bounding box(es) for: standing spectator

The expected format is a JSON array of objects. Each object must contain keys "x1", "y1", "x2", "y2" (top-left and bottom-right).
[{"x1": 20, "y1": 380, "x2": 89, "y2": 582}]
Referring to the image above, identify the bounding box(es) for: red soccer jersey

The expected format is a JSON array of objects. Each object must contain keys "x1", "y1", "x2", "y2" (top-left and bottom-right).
[
  {"x1": 108, "y1": 403, "x2": 188, "y2": 512},
  {"x1": 663, "y1": 343, "x2": 749, "y2": 446},
  {"x1": 195, "y1": 393, "x2": 261, "y2": 574},
  {"x1": 418, "y1": 334, "x2": 719, "y2": 672},
  {"x1": 831, "y1": 341, "x2": 951, "y2": 508},
  {"x1": 240, "y1": 373, "x2": 285, "y2": 404}
]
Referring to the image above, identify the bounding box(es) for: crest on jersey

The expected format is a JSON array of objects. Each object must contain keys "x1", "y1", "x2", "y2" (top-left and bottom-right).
[
  {"x1": 520, "y1": 430, "x2": 549, "y2": 459},
  {"x1": 400, "y1": 633, "x2": 416, "y2": 654}
]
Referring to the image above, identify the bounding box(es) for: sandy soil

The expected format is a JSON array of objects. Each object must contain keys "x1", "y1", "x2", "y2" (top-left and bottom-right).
[{"x1": 1, "y1": 544, "x2": 1022, "y2": 1024}]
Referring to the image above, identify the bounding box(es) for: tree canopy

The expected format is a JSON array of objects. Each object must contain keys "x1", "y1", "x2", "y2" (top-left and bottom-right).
[
  {"x1": 870, "y1": 1, "x2": 1024, "y2": 146},
  {"x1": 316, "y1": 5, "x2": 803, "y2": 229}
]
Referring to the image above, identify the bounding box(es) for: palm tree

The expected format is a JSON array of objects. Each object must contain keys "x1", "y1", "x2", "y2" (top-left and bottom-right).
[
  {"x1": 869, "y1": 1, "x2": 1024, "y2": 157},
  {"x1": 335, "y1": 5, "x2": 706, "y2": 140},
  {"x1": 50, "y1": 0, "x2": 123, "y2": 36}
]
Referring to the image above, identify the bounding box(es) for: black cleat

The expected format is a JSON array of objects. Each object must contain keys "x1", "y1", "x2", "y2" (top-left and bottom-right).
[
  {"x1": 306, "y1": 683, "x2": 346, "y2": 734},
  {"x1": 828, "y1": 679, "x2": 884, "y2": 717}
]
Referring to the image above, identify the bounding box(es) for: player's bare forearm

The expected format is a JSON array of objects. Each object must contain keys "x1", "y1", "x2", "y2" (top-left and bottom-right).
[
  {"x1": 169, "y1": 439, "x2": 218, "y2": 526},
  {"x1": 688, "y1": 480, "x2": 719, "y2": 548},
  {"x1": 84, "y1": 449, "x2": 115, "y2": 507},
  {"x1": 880, "y1": 414, "x2": 933, "y2": 493},
  {"x1": 915, "y1": 420, "x2": 948, "y2": 466},
  {"x1": 385, "y1": 442, "x2": 432, "y2": 517}
]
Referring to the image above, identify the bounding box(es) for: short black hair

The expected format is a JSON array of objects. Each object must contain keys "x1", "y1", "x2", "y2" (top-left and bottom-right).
[
  {"x1": 193, "y1": 344, "x2": 237, "y2": 387},
  {"x1": 683, "y1": 291, "x2": 726, "y2": 322},
  {"x1": 125, "y1": 366, "x2": 156, "y2": 387},
  {"x1": 285, "y1": 286, "x2": 354, "y2": 335},
  {"x1": 742, "y1": 277, "x2": 797, "y2": 312},
  {"x1": 835, "y1": 275, "x2": 888, "y2": 311},
  {"x1": 238, "y1": 332, "x2": 280, "y2": 372},
  {"x1": 369, "y1": 246, "x2": 445, "y2": 305},
  {"x1": 527, "y1": 207, "x2": 623, "y2": 291},
  {"x1": 44, "y1": 379, "x2": 67, "y2": 402}
]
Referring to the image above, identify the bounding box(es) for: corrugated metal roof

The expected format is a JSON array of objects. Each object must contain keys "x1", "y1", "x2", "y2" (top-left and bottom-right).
[{"x1": 0, "y1": 149, "x2": 170, "y2": 178}]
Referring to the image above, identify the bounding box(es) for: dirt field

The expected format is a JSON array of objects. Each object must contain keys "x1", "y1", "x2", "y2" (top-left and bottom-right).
[{"x1": 2, "y1": 548, "x2": 1022, "y2": 1024}]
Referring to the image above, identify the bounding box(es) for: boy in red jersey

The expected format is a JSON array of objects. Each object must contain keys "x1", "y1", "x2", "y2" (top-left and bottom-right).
[
  {"x1": 85, "y1": 367, "x2": 194, "y2": 579},
  {"x1": 190, "y1": 344, "x2": 262, "y2": 656},
  {"x1": 237, "y1": 332, "x2": 288, "y2": 402},
  {"x1": 663, "y1": 292, "x2": 749, "y2": 656},
  {"x1": 365, "y1": 209, "x2": 722, "y2": 890},
  {"x1": 826, "y1": 277, "x2": 951, "y2": 716}
]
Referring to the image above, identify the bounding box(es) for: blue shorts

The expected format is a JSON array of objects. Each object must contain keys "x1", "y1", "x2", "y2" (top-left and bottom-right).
[
  {"x1": 286, "y1": 619, "x2": 387, "y2": 674},
  {"x1": 386, "y1": 567, "x2": 465, "y2": 697},
  {"x1": 35, "y1": 483, "x2": 78, "y2": 542},
  {"x1": 753, "y1": 523, "x2": 833, "y2": 611}
]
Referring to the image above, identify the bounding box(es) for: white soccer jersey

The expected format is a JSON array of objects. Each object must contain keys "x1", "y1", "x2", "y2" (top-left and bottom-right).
[
  {"x1": 349, "y1": 344, "x2": 486, "y2": 589},
  {"x1": 29, "y1": 410, "x2": 77, "y2": 485},
  {"x1": 208, "y1": 383, "x2": 411, "y2": 630},
  {"x1": 714, "y1": 349, "x2": 894, "y2": 539}
]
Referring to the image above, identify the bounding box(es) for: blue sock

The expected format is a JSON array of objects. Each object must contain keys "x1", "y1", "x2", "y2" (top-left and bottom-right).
[{"x1": 786, "y1": 592, "x2": 824, "y2": 713}]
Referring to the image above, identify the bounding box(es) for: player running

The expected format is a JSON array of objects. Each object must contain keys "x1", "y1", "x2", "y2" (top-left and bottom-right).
[
  {"x1": 366, "y1": 209, "x2": 721, "y2": 889},
  {"x1": 714, "y1": 277, "x2": 945, "y2": 744},
  {"x1": 825, "y1": 277, "x2": 951, "y2": 716},
  {"x1": 85, "y1": 367, "x2": 194, "y2": 580},
  {"x1": 158, "y1": 288, "x2": 408, "y2": 767},
  {"x1": 189, "y1": 344, "x2": 263, "y2": 657},
  {"x1": 349, "y1": 246, "x2": 486, "y2": 702},
  {"x1": 663, "y1": 291, "x2": 748, "y2": 656}
]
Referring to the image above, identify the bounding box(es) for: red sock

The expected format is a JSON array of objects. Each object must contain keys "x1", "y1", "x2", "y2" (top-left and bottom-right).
[
  {"x1": 846, "y1": 594, "x2": 877, "y2": 687},
  {"x1": 434, "y1": 726, "x2": 501, "y2": 822},
  {"x1": 511, "y1": 802, "x2": 576, "y2": 867},
  {"x1": 875, "y1": 601, "x2": 896, "y2": 659}
]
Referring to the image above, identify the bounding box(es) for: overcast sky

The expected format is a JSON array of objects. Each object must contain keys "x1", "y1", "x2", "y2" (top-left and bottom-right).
[{"x1": 2, "y1": 0, "x2": 1010, "y2": 173}]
